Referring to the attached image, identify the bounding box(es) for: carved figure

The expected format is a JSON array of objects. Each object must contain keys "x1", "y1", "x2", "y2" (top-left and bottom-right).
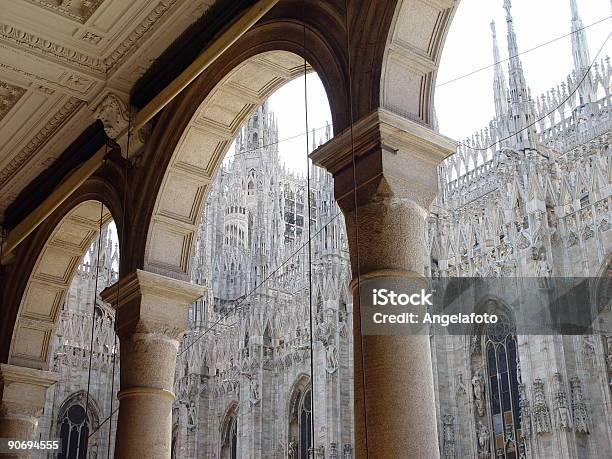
[{"x1": 472, "y1": 370, "x2": 486, "y2": 417}]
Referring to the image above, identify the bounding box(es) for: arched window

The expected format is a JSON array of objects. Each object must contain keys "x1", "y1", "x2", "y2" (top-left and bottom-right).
[
  {"x1": 220, "y1": 405, "x2": 238, "y2": 459},
  {"x1": 288, "y1": 378, "x2": 312, "y2": 459},
  {"x1": 484, "y1": 316, "x2": 522, "y2": 459},
  {"x1": 298, "y1": 389, "x2": 313, "y2": 459},
  {"x1": 58, "y1": 403, "x2": 89, "y2": 459}
]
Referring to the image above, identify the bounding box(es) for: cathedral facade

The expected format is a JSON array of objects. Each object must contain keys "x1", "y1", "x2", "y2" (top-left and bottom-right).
[{"x1": 33, "y1": 1, "x2": 611, "y2": 458}]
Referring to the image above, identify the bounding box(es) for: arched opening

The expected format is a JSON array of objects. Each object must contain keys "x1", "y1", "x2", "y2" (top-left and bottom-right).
[
  {"x1": 287, "y1": 375, "x2": 312, "y2": 458},
  {"x1": 8, "y1": 201, "x2": 117, "y2": 370},
  {"x1": 220, "y1": 403, "x2": 238, "y2": 459},
  {"x1": 7, "y1": 200, "x2": 121, "y2": 458},
  {"x1": 159, "y1": 49, "x2": 354, "y2": 457},
  {"x1": 55, "y1": 390, "x2": 101, "y2": 459}
]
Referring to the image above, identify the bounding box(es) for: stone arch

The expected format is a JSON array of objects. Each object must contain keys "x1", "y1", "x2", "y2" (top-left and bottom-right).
[
  {"x1": 56, "y1": 389, "x2": 101, "y2": 459},
  {"x1": 56, "y1": 389, "x2": 101, "y2": 430},
  {"x1": 380, "y1": 0, "x2": 458, "y2": 125},
  {"x1": 220, "y1": 401, "x2": 239, "y2": 459},
  {"x1": 287, "y1": 373, "x2": 311, "y2": 420},
  {"x1": 287, "y1": 373, "x2": 312, "y2": 458},
  {"x1": 140, "y1": 50, "x2": 333, "y2": 281},
  {"x1": 7, "y1": 200, "x2": 117, "y2": 370}
]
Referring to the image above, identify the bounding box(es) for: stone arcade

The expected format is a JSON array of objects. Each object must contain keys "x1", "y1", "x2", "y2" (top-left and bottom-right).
[{"x1": 0, "y1": 0, "x2": 610, "y2": 458}]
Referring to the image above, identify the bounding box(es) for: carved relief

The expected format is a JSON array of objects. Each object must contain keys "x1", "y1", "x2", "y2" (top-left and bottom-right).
[
  {"x1": 472, "y1": 369, "x2": 486, "y2": 417},
  {"x1": 476, "y1": 420, "x2": 490, "y2": 459},
  {"x1": 0, "y1": 81, "x2": 26, "y2": 122},
  {"x1": 24, "y1": 0, "x2": 105, "y2": 22},
  {"x1": 569, "y1": 377, "x2": 589, "y2": 434},
  {"x1": 532, "y1": 379, "x2": 551, "y2": 434},
  {"x1": 518, "y1": 383, "x2": 531, "y2": 439},
  {"x1": 315, "y1": 310, "x2": 338, "y2": 374},
  {"x1": 552, "y1": 373, "x2": 572, "y2": 431},
  {"x1": 442, "y1": 414, "x2": 456, "y2": 459},
  {"x1": 93, "y1": 92, "x2": 129, "y2": 139}
]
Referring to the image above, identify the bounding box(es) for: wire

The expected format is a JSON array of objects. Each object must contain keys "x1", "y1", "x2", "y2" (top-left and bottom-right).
[
  {"x1": 302, "y1": 10, "x2": 317, "y2": 455},
  {"x1": 454, "y1": 29, "x2": 611, "y2": 154},
  {"x1": 84, "y1": 171, "x2": 106, "y2": 453},
  {"x1": 436, "y1": 15, "x2": 611, "y2": 88},
  {"x1": 343, "y1": 0, "x2": 369, "y2": 456}
]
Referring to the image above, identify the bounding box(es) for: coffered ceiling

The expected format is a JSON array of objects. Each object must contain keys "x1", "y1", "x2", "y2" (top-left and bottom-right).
[{"x1": 0, "y1": 0, "x2": 216, "y2": 221}]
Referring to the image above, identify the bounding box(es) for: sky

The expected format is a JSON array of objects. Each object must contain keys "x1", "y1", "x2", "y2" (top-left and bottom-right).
[
  {"x1": 435, "y1": 0, "x2": 611, "y2": 141},
  {"x1": 225, "y1": 0, "x2": 611, "y2": 172}
]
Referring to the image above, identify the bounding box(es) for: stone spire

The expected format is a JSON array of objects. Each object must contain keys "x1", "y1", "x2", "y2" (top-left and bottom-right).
[
  {"x1": 491, "y1": 21, "x2": 509, "y2": 120},
  {"x1": 503, "y1": 0, "x2": 537, "y2": 150},
  {"x1": 569, "y1": 0, "x2": 594, "y2": 103}
]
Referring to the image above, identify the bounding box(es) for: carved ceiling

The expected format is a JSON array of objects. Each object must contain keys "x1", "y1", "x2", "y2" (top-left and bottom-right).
[{"x1": 0, "y1": 0, "x2": 216, "y2": 220}]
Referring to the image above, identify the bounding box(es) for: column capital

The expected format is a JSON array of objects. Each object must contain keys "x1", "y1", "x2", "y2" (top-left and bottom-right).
[
  {"x1": 0, "y1": 364, "x2": 58, "y2": 418},
  {"x1": 100, "y1": 269, "x2": 205, "y2": 339},
  {"x1": 310, "y1": 109, "x2": 456, "y2": 210}
]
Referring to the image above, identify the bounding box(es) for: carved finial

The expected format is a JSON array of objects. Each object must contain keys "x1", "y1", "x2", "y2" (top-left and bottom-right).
[{"x1": 503, "y1": 0, "x2": 512, "y2": 18}]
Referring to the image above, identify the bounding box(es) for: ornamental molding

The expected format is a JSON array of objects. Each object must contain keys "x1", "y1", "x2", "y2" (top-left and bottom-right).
[
  {"x1": 0, "y1": 23, "x2": 105, "y2": 75},
  {"x1": 0, "y1": 62, "x2": 84, "y2": 97},
  {"x1": 0, "y1": 0, "x2": 184, "y2": 79},
  {"x1": 103, "y1": 0, "x2": 181, "y2": 75},
  {"x1": 0, "y1": 97, "x2": 83, "y2": 188},
  {"x1": 23, "y1": 0, "x2": 105, "y2": 23}
]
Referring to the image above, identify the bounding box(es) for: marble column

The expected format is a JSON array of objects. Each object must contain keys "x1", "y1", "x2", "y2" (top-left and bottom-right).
[
  {"x1": 101, "y1": 269, "x2": 205, "y2": 459},
  {"x1": 311, "y1": 109, "x2": 455, "y2": 458},
  {"x1": 0, "y1": 364, "x2": 58, "y2": 457}
]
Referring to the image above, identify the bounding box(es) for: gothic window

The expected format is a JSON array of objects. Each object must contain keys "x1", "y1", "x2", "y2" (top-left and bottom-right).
[
  {"x1": 288, "y1": 378, "x2": 312, "y2": 459},
  {"x1": 248, "y1": 180, "x2": 254, "y2": 196},
  {"x1": 298, "y1": 389, "x2": 313, "y2": 459},
  {"x1": 58, "y1": 403, "x2": 89, "y2": 459},
  {"x1": 252, "y1": 132, "x2": 258, "y2": 145},
  {"x1": 220, "y1": 406, "x2": 238, "y2": 459},
  {"x1": 484, "y1": 318, "x2": 522, "y2": 459}
]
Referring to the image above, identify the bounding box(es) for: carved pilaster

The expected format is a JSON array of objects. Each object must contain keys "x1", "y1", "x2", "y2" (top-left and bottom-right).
[
  {"x1": 569, "y1": 376, "x2": 590, "y2": 434},
  {"x1": 532, "y1": 379, "x2": 551, "y2": 434},
  {"x1": 442, "y1": 414, "x2": 456, "y2": 459},
  {"x1": 552, "y1": 372, "x2": 572, "y2": 431}
]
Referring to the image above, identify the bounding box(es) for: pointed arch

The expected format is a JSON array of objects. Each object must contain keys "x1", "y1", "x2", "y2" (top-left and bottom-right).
[{"x1": 220, "y1": 401, "x2": 239, "y2": 459}]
